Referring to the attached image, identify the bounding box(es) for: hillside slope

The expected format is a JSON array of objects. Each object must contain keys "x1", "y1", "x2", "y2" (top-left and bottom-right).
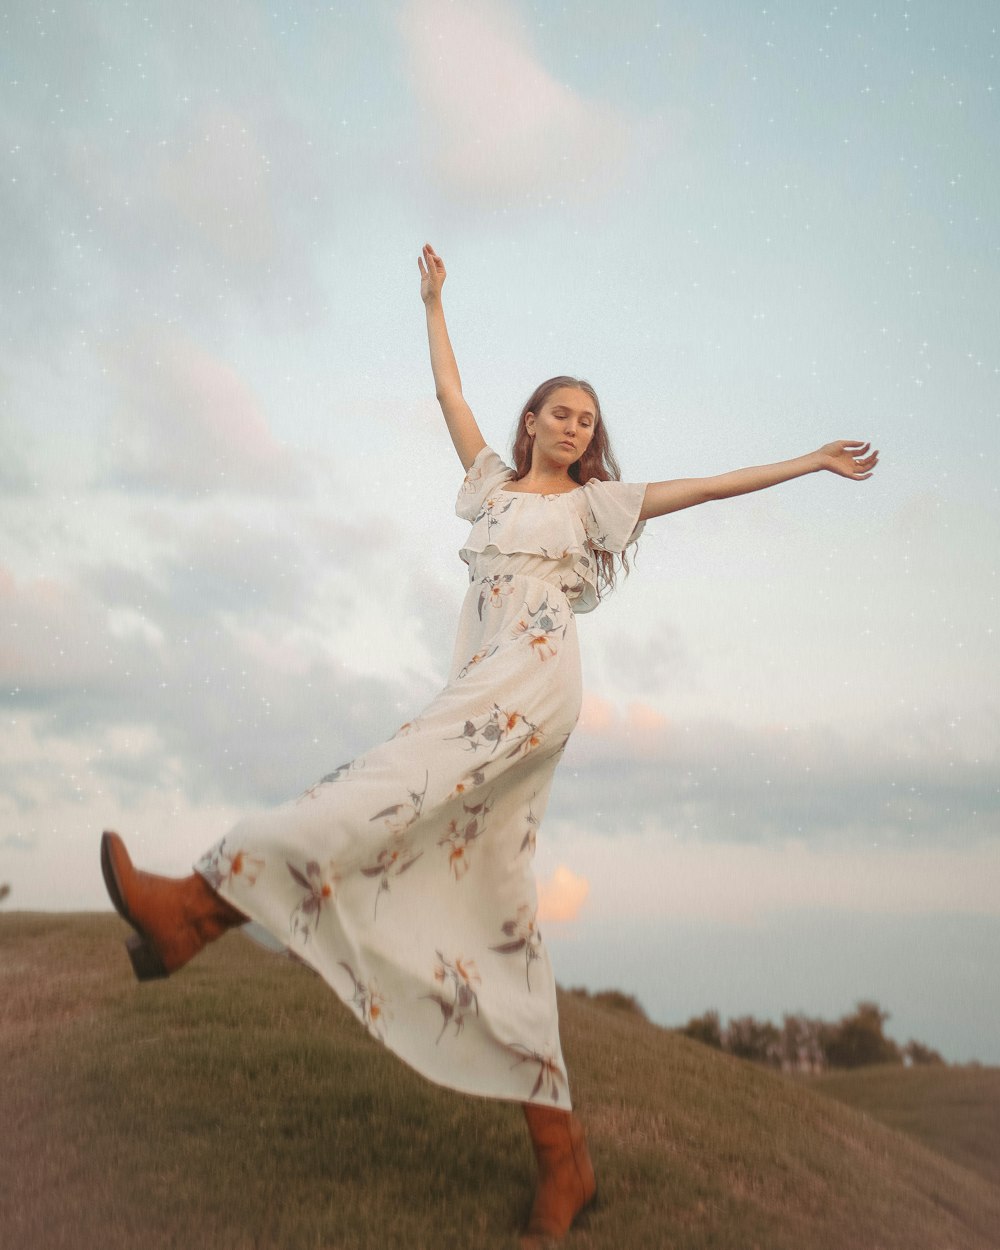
[
  {"x1": 811, "y1": 1064, "x2": 1000, "y2": 1189},
  {"x1": 2, "y1": 913, "x2": 998, "y2": 1250}
]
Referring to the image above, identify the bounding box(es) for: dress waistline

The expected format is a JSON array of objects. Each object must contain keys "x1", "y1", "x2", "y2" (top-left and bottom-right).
[{"x1": 471, "y1": 569, "x2": 575, "y2": 610}]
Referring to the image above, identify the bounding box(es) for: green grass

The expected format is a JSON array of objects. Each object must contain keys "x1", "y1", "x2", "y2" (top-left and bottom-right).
[{"x1": 2, "y1": 912, "x2": 999, "y2": 1250}]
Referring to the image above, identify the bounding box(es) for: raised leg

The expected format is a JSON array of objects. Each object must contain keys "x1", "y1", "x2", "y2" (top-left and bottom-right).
[
  {"x1": 100, "y1": 830, "x2": 246, "y2": 980},
  {"x1": 520, "y1": 1103, "x2": 597, "y2": 1247}
]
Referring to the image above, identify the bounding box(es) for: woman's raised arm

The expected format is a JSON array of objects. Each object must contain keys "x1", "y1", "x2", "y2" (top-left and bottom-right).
[
  {"x1": 419, "y1": 243, "x2": 486, "y2": 471},
  {"x1": 638, "y1": 441, "x2": 879, "y2": 520}
]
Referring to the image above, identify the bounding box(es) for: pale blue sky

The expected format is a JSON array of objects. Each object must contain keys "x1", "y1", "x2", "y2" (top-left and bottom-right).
[{"x1": 2, "y1": 0, "x2": 998, "y2": 1062}]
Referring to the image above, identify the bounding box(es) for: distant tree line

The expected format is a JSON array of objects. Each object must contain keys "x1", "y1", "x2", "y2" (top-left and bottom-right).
[
  {"x1": 566, "y1": 985, "x2": 648, "y2": 1018},
  {"x1": 679, "y1": 1001, "x2": 945, "y2": 1071}
]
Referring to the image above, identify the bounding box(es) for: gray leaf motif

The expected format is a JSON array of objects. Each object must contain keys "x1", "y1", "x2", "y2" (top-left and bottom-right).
[{"x1": 425, "y1": 952, "x2": 481, "y2": 1041}]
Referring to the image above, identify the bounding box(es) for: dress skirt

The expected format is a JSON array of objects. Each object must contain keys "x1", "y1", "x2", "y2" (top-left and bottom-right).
[{"x1": 195, "y1": 565, "x2": 582, "y2": 1106}]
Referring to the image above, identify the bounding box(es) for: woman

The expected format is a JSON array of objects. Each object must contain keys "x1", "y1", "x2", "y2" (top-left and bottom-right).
[{"x1": 101, "y1": 242, "x2": 878, "y2": 1246}]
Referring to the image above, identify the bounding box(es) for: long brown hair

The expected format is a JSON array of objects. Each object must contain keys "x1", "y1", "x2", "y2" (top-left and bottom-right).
[{"x1": 510, "y1": 376, "x2": 636, "y2": 598}]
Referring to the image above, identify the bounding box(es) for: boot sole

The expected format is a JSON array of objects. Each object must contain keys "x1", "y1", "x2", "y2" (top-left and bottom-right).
[
  {"x1": 101, "y1": 831, "x2": 169, "y2": 981},
  {"x1": 520, "y1": 1189, "x2": 598, "y2": 1248}
]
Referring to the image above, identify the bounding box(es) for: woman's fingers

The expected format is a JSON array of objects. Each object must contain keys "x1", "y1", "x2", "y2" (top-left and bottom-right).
[{"x1": 419, "y1": 245, "x2": 444, "y2": 277}]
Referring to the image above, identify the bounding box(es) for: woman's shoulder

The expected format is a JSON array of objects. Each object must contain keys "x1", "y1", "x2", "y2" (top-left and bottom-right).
[
  {"x1": 456, "y1": 445, "x2": 515, "y2": 518},
  {"x1": 577, "y1": 474, "x2": 648, "y2": 552}
]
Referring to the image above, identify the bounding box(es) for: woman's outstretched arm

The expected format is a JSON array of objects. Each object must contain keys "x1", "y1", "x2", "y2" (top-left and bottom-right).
[
  {"x1": 638, "y1": 441, "x2": 879, "y2": 520},
  {"x1": 418, "y1": 243, "x2": 486, "y2": 470}
]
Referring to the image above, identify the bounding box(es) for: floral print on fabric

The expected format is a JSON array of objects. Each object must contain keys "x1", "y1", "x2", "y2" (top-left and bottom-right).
[
  {"x1": 491, "y1": 905, "x2": 542, "y2": 990},
  {"x1": 427, "y1": 952, "x2": 481, "y2": 1042},
  {"x1": 340, "y1": 962, "x2": 390, "y2": 1042},
  {"x1": 508, "y1": 1044, "x2": 568, "y2": 1103},
  {"x1": 449, "y1": 704, "x2": 542, "y2": 760},
  {"x1": 194, "y1": 445, "x2": 647, "y2": 1109},
  {"x1": 457, "y1": 446, "x2": 647, "y2": 616},
  {"x1": 196, "y1": 838, "x2": 264, "y2": 892},
  {"x1": 437, "y1": 792, "x2": 495, "y2": 880},
  {"x1": 287, "y1": 858, "x2": 340, "y2": 943}
]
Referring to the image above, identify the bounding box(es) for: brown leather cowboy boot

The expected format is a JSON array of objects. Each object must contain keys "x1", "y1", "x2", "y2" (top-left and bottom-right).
[
  {"x1": 520, "y1": 1103, "x2": 597, "y2": 1247},
  {"x1": 101, "y1": 830, "x2": 246, "y2": 981}
]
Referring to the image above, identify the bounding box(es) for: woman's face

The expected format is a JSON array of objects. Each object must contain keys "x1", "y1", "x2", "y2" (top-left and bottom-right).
[{"x1": 526, "y1": 386, "x2": 597, "y2": 468}]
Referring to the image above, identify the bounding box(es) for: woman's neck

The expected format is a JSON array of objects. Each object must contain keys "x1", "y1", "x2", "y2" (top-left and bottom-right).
[
  {"x1": 515, "y1": 450, "x2": 579, "y2": 493},
  {"x1": 513, "y1": 468, "x2": 578, "y2": 493}
]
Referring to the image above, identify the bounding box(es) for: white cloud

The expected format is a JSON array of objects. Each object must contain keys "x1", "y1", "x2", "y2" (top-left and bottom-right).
[
  {"x1": 156, "y1": 103, "x2": 280, "y2": 266},
  {"x1": 398, "y1": 0, "x2": 629, "y2": 205},
  {"x1": 558, "y1": 695, "x2": 1000, "y2": 848}
]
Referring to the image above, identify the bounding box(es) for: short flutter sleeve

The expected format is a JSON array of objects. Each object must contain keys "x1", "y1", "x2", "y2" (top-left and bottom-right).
[
  {"x1": 455, "y1": 445, "x2": 515, "y2": 521},
  {"x1": 580, "y1": 478, "x2": 648, "y2": 553}
]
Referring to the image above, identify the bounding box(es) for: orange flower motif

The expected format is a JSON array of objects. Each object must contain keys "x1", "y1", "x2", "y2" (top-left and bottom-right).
[
  {"x1": 197, "y1": 841, "x2": 265, "y2": 891},
  {"x1": 513, "y1": 598, "x2": 566, "y2": 661},
  {"x1": 287, "y1": 858, "x2": 341, "y2": 943},
  {"x1": 528, "y1": 633, "x2": 557, "y2": 660},
  {"x1": 455, "y1": 957, "x2": 481, "y2": 987},
  {"x1": 339, "y1": 962, "x2": 390, "y2": 1041},
  {"x1": 437, "y1": 794, "x2": 493, "y2": 880},
  {"x1": 229, "y1": 849, "x2": 264, "y2": 885},
  {"x1": 450, "y1": 769, "x2": 484, "y2": 799}
]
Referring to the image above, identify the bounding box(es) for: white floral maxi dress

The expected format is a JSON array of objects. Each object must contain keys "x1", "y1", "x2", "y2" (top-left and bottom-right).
[{"x1": 195, "y1": 446, "x2": 646, "y2": 1107}]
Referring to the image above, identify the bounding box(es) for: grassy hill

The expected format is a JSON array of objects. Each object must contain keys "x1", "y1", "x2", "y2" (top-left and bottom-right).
[
  {"x1": 809, "y1": 1064, "x2": 1000, "y2": 1190},
  {"x1": 2, "y1": 912, "x2": 998, "y2": 1250}
]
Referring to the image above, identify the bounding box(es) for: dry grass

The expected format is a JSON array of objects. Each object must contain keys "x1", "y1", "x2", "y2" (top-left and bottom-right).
[
  {"x1": 2, "y1": 912, "x2": 999, "y2": 1250},
  {"x1": 809, "y1": 1064, "x2": 1000, "y2": 1189}
]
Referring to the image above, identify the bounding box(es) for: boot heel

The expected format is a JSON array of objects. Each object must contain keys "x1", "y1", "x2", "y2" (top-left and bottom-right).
[{"x1": 125, "y1": 932, "x2": 169, "y2": 981}]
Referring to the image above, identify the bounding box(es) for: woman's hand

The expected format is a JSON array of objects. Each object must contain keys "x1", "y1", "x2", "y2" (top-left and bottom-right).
[
  {"x1": 418, "y1": 242, "x2": 446, "y2": 304},
  {"x1": 817, "y1": 440, "x2": 879, "y2": 480}
]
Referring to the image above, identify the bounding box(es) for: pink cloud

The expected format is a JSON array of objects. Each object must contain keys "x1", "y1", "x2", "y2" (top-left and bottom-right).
[
  {"x1": 537, "y1": 863, "x2": 590, "y2": 923},
  {"x1": 99, "y1": 326, "x2": 299, "y2": 495},
  {"x1": 0, "y1": 567, "x2": 118, "y2": 687},
  {"x1": 578, "y1": 693, "x2": 667, "y2": 741},
  {"x1": 578, "y1": 691, "x2": 615, "y2": 733},
  {"x1": 398, "y1": 0, "x2": 629, "y2": 204}
]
